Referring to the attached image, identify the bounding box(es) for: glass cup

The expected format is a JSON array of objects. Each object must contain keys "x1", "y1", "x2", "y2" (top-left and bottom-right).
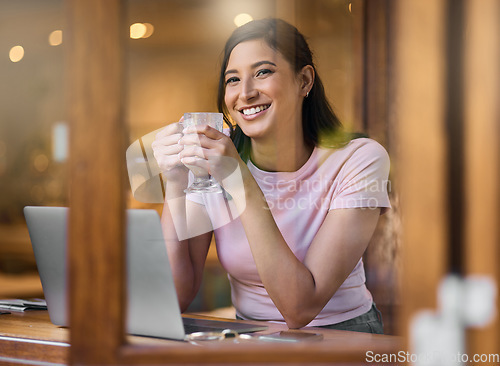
[{"x1": 182, "y1": 112, "x2": 223, "y2": 193}]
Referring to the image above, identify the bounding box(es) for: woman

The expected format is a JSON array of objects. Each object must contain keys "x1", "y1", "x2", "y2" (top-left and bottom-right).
[{"x1": 152, "y1": 18, "x2": 390, "y2": 333}]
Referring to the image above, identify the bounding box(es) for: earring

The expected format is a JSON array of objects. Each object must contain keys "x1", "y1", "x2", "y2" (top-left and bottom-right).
[{"x1": 306, "y1": 91, "x2": 309, "y2": 98}]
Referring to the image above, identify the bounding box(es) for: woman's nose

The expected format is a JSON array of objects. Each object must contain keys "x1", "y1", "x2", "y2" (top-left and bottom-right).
[{"x1": 240, "y1": 78, "x2": 258, "y2": 101}]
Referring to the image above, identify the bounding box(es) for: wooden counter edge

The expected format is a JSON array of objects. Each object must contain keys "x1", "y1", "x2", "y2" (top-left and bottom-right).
[
  {"x1": 0, "y1": 312, "x2": 401, "y2": 365},
  {"x1": 0, "y1": 336, "x2": 69, "y2": 365}
]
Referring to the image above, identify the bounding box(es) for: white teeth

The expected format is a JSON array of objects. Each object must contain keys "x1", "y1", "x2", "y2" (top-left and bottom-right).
[{"x1": 242, "y1": 105, "x2": 269, "y2": 115}]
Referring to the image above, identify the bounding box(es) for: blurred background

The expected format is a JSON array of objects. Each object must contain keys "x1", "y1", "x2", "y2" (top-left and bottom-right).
[{"x1": 0, "y1": 0, "x2": 400, "y2": 333}]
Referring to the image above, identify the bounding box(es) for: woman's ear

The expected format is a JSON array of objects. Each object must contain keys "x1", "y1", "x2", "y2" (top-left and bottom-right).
[{"x1": 299, "y1": 65, "x2": 315, "y2": 97}]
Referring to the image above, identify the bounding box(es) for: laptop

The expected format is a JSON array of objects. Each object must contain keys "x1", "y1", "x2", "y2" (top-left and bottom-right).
[{"x1": 23, "y1": 206, "x2": 267, "y2": 340}]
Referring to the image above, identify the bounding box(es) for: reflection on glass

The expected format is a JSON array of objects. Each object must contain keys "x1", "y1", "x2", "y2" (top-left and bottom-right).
[{"x1": 124, "y1": 0, "x2": 358, "y2": 318}]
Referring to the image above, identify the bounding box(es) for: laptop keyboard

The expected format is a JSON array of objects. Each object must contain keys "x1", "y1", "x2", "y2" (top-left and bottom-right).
[
  {"x1": 182, "y1": 317, "x2": 267, "y2": 335},
  {"x1": 183, "y1": 322, "x2": 227, "y2": 334},
  {"x1": 182, "y1": 317, "x2": 237, "y2": 334}
]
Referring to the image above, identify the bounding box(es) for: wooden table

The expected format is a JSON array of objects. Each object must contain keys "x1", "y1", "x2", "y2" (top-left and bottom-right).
[{"x1": 0, "y1": 310, "x2": 401, "y2": 365}]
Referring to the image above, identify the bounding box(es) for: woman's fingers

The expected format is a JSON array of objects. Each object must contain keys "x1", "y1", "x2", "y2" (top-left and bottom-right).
[
  {"x1": 179, "y1": 145, "x2": 206, "y2": 160},
  {"x1": 155, "y1": 154, "x2": 182, "y2": 172},
  {"x1": 152, "y1": 134, "x2": 182, "y2": 150},
  {"x1": 152, "y1": 122, "x2": 186, "y2": 173},
  {"x1": 178, "y1": 130, "x2": 226, "y2": 149},
  {"x1": 179, "y1": 134, "x2": 206, "y2": 148},
  {"x1": 172, "y1": 124, "x2": 243, "y2": 183},
  {"x1": 156, "y1": 122, "x2": 183, "y2": 139},
  {"x1": 154, "y1": 143, "x2": 183, "y2": 156},
  {"x1": 182, "y1": 124, "x2": 224, "y2": 139},
  {"x1": 179, "y1": 143, "x2": 227, "y2": 160},
  {"x1": 181, "y1": 156, "x2": 209, "y2": 172}
]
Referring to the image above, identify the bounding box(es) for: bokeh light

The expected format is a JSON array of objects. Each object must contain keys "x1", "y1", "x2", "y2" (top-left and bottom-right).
[
  {"x1": 33, "y1": 154, "x2": 49, "y2": 173},
  {"x1": 234, "y1": 13, "x2": 253, "y2": 27},
  {"x1": 130, "y1": 23, "x2": 147, "y2": 39},
  {"x1": 49, "y1": 30, "x2": 63, "y2": 46},
  {"x1": 9, "y1": 45, "x2": 24, "y2": 62}
]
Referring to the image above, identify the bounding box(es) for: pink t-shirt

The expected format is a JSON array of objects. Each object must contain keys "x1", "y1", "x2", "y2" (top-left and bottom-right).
[{"x1": 188, "y1": 138, "x2": 391, "y2": 326}]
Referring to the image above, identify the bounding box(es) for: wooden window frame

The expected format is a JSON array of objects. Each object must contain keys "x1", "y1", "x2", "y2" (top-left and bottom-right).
[{"x1": 66, "y1": 0, "x2": 127, "y2": 363}]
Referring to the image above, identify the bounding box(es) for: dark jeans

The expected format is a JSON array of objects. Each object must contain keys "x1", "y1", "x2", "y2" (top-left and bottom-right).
[
  {"x1": 317, "y1": 303, "x2": 384, "y2": 334},
  {"x1": 237, "y1": 303, "x2": 384, "y2": 334}
]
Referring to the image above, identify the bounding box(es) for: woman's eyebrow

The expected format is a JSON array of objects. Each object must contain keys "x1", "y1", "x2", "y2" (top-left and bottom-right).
[
  {"x1": 224, "y1": 60, "x2": 277, "y2": 77},
  {"x1": 252, "y1": 60, "x2": 277, "y2": 69}
]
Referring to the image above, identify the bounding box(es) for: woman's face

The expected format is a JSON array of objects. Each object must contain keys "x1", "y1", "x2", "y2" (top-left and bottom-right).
[{"x1": 224, "y1": 39, "x2": 304, "y2": 141}]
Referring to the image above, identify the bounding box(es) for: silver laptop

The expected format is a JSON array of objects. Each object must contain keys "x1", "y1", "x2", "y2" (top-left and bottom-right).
[{"x1": 24, "y1": 206, "x2": 267, "y2": 340}]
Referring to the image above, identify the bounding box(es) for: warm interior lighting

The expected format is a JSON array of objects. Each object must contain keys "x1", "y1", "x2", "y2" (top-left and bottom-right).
[
  {"x1": 130, "y1": 23, "x2": 147, "y2": 39},
  {"x1": 49, "y1": 30, "x2": 63, "y2": 46},
  {"x1": 33, "y1": 153, "x2": 49, "y2": 172},
  {"x1": 348, "y1": 3, "x2": 352, "y2": 13},
  {"x1": 143, "y1": 23, "x2": 154, "y2": 38},
  {"x1": 9, "y1": 45, "x2": 24, "y2": 62},
  {"x1": 234, "y1": 13, "x2": 253, "y2": 27}
]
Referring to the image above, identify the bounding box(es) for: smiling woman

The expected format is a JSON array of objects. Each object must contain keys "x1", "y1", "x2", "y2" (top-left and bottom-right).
[
  {"x1": 223, "y1": 39, "x2": 311, "y2": 154},
  {"x1": 152, "y1": 18, "x2": 391, "y2": 332},
  {"x1": 217, "y1": 19, "x2": 344, "y2": 164}
]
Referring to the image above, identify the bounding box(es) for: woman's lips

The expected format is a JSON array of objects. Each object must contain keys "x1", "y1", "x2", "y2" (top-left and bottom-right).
[
  {"x1": 240, "y1": 104, "x2": 270, "y2": 115},
  {"x1": 239, "y1": 104, "x2": 271, "y2": 119}
]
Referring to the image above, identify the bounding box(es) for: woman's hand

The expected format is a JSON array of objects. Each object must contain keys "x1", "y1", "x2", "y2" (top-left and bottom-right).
[
  {"x1": 178, "y1": 125, "x2": 248, "y2": 194},
  {"x1": 152, "y1": 122, "x2": 188, "y2": 186}
]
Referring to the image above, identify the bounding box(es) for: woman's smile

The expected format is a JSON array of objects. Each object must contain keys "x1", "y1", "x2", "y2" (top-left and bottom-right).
[{"x1": 240, "y1": 104, "x2": 271, "y2": 119}]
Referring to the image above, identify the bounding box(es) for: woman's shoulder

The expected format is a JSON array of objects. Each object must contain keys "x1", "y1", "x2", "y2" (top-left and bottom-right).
[{"x1": 317, "y1": 137, "x2": 389, "y2": 165}]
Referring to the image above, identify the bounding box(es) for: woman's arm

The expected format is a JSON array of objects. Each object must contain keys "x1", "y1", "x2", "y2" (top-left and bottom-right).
[
  {"x1": 153, "y1": 122, "x2": 213, "y2": 312},
  {"x1": 160, "y1": 195, "x2": 212, "y2": 313},
  {"x1": 179, "y1": 125, "x2": 383, "y2": 328},
  {"x1": 238, "y1": 177, "x2": 380, "y2": 328}
]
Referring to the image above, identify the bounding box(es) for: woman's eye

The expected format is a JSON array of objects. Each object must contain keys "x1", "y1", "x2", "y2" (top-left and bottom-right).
[
  {"x1": 225, "y1": 76, "x2": 239, "y2": 85},
  {"x1": 256, "y1": 69, "x2": 273, "y2": 77}
]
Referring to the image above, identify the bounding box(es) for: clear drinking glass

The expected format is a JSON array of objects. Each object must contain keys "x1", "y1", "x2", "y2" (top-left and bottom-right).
[{"x1": 182, "y1": 112, "x2": 223, "y2": 193}]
